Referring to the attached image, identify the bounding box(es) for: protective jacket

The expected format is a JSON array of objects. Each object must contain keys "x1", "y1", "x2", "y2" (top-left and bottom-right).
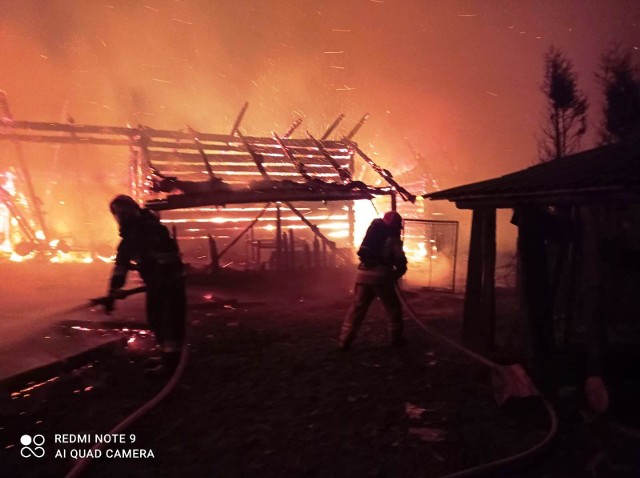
[
  {"x1": 355, "y1": 218, "x2": 407, "y2": 285},
  {"x1": 110, "y1": 209, "x2": 183, "y2": 290}
]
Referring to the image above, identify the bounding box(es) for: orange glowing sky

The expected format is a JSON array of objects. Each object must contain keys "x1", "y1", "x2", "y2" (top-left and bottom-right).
[{"x1": 1, "y1": 0, "x2": 639, "y2": 247}]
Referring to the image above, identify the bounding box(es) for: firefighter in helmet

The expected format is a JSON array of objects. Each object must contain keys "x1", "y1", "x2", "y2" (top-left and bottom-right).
[
  {"x1": 104, "y1": 195, "x2": 186, "y2": 374},
  {"x1": 339, "y1": 211, "x2": 408, "y2": 350}
]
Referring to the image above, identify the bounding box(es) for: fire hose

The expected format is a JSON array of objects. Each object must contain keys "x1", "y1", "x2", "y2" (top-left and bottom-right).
[
  {"x1": 64, "y1": 289, "x2": 190, "y2": 478},
  {"x1": 395, "y1": 284, "x2": 559, "y2": 478}
]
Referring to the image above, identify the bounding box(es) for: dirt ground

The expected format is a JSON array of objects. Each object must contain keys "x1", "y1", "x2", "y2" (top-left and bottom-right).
[{"x1": 1, "y1": 275, "x2": 636, "y2": 478}]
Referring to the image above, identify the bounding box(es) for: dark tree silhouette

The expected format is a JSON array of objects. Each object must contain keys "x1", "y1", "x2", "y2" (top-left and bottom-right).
[
  {"x1": 597, "y1": 47, "x2": 640, "y2": 144},
  {"x1": 538, "y1": 47, "x2": 588, "y2": 162}
]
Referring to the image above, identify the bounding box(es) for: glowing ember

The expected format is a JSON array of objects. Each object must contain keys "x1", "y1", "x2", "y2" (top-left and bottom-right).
[{"x1": 11, "y1": 376, "x2": 60, "y2": 397}]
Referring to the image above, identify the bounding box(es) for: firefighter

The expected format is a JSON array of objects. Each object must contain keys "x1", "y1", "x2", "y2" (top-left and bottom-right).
[
  {"x1": 339, "y1": 211, "x2": 408, "y2": 350},
  {"x1": 104, "y1": 195, "x2": 186, "y2": 374}
]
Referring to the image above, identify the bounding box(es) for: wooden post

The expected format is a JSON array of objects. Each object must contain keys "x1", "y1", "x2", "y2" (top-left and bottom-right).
[
  {"x1": 462, "y1": 208, "x2": 496, "y2": 356},
  {"x1": 580, "y1": 205, "x2": 605, "y2": 377},
  {"x1": 250, "y1": 224, "x2": 255, "y2": 265},
  {"x1": 289, "y1": 228, "x2": 296, "y2": 270},
  {"x1": 391, "y1": 192, "x2": 397, "y2": 212},
  {"x1": 282, "y1": 231, "x2": 289, "y2": 270},
  {"x1": 276, "y1": 203, "x2": 282, "y2": 270},
  {"x1": 257, "y1": 240, "x2": 262, "y2": 268},
  {"x1": 322, "y1": 239, "x2": 328, "y2": 267},
  {"x1": 515, "y1": 206, "x2": 555, "y2": 391},
  {"x1": 208, "y1": 234, "x2": 219, "y2": 274},
  {"x1": 304, "y1": 241, "x2": 312, "y2": 269},
  {"x1": 313, "y1": 237, "x2": 320, "y2": 268}
]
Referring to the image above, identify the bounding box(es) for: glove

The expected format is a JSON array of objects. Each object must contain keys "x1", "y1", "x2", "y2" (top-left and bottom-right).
[
  {"x1": 89, "y1": 295, "x2": 115, "y2": 314},
  {"x1": 89, "y1": 289, "x2": 125, "y2": 314}
]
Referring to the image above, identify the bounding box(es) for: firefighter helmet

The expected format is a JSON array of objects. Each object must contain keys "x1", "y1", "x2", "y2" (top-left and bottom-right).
[
  {"x1": 382, "y1": 211, "x2": 403, "y2": 229},
  {"x1": 109, "y1": 194, "x2": 140, "y2": 215}
]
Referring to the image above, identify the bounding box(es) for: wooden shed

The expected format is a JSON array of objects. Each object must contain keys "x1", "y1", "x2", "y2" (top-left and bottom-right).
[{"x1": 426, "y1": 141, "x2": 640, "y2": 389}]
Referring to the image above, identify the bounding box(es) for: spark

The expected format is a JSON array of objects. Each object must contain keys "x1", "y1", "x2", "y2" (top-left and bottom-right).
[
  {"x1": 336, "y1": 85, "x2": 356, "y2": 91},
  {"x1": 40, "y1": 55, "x2": 48, "y2": 60},
  {"x1": 324, "y1": 51, "x2": 345, "y2": 54},
  {"x1": 330, "y1": 65, "x2": 345, "y2": 69},
  {"x1": 172, "y1": 18, "x2": 193, "y2": 25},
  {"x1": 152, "y1": 78, "x2": 171, "y2": 84},
  {"x1": 333, "y1": 29, "x2": 351, "y2": 33},
  {"x1": 486, "y1": 91, "x2": 498, "y2": 97},
  {"x1": 370, "y1": 0, "x2": 384, "y2": 3},
  {"x1": 144, "y1": 5, "x2": 160, "y2": 12},
  {"x1": 458, "y1": 14, "x2": 478, "y2": 17}
]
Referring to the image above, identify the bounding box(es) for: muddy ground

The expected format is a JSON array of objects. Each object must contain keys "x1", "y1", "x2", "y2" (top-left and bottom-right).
[{"x1": 0, "y1": 277, "x2": 637, "y2": 478}]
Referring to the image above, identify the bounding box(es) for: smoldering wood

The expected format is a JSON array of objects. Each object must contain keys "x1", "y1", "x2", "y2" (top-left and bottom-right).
[
  {"x1": 230, "y1": 101, "x2": 249, "y2": 137},
  {"x1": 307, "y1": 132, "x2": 352, "y2": 183},
  {"x1": 283, "y1": 118, "x2": 303, "y2": 139},
  {"x1": 342, "y1": 136, "x2": 416, "y2": 203},
  {"x1": 346, "y1": 113, "x2": 370, "y2": 140},
  {"x1": 320, "y1": 113, "x2": 345, "y2": 140},
  {"x1": 1, "y1": 120, "x2": 348, "y2": 151}
]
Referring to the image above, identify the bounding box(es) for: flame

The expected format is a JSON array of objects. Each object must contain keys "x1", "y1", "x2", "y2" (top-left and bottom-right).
[
  {"x1": 9, "y1": 251, "x2": 35, "y2": 262},
  {"x1": 353, "y1": 200, "x2": 379, "y2": 247}
]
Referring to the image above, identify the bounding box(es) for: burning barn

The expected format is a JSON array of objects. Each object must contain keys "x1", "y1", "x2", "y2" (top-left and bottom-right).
[
  {"x1": 132, "y1": 106, "x2": 405, "y2": 269},
  {"x1": 0, "y1": 97, "x2": 453, "y2": 272}
]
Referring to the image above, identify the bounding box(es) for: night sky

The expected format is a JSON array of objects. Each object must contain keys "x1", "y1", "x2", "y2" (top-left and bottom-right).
[{"x1": 1, "y1": 1, "x2": 639, "y2": 243}]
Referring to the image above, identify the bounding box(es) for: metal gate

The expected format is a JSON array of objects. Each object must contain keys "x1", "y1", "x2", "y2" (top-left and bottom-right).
[{"x1": 402, "y1": 219, "x2": 459, "y2": 291}]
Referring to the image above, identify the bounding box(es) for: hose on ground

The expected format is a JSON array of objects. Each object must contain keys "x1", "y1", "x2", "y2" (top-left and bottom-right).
[
  {"x1": 64, "y1": 344, "x2": 189, "y2": 478},
  {"x1": 395, "y1": 284, "x2": 559, "y2": 478}
]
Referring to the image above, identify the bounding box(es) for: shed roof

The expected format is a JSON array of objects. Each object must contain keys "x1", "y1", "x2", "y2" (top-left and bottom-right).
[{"x1": 426, "y1": 142, "x2": 640, "y2": 208}]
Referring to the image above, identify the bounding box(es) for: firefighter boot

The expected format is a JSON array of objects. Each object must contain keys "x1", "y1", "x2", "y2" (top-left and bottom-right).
[{"x1": 338, "y1": 322, "x2": 356, "y2": 351}]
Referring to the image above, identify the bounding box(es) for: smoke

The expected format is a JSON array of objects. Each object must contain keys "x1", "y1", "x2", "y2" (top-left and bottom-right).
[{"x1": 0, "y1": 0, "x2": 637, "y2": 255}]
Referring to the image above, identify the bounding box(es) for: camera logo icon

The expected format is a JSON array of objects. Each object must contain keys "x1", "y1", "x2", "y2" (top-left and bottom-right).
[{"x1": 20, "y1": 434, "x2": 45, "y2": 458}]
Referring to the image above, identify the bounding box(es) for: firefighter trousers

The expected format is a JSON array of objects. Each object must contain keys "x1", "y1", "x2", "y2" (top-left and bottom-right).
[
  {"x1": 339, "y1": 282, "x2": 403, "y2": 349},
  {"x1": 146, "y1": 278, "x2": 186, "y2": 361}
]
